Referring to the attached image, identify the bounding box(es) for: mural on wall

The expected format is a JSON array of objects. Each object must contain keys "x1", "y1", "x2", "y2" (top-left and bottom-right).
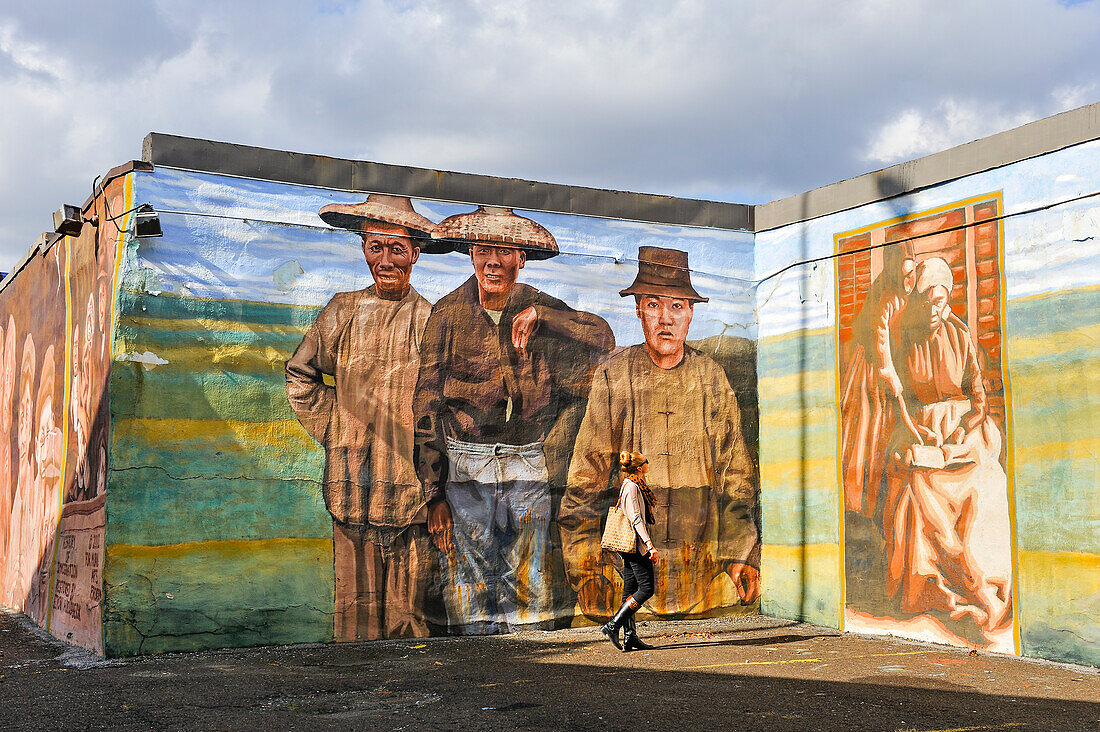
[
  {"x1": 0, "y1": 243, "x2": 67, "y2": 628},
  {"x1": 106, "y1": 167, "x2": 760, "y2": 652},
  {"x1": 48, "y1": 185, "x2": 122, "y2": 653},
  {"x1": 835, "y1": 193, "x2": 1017, "y2": 653},
  {"x1": 283, "y1": 195, "x2": 759, "y2": 639}
]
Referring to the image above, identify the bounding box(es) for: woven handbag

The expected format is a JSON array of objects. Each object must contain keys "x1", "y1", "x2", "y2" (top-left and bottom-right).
[{"x1": 600, "y1": 500, "x2": 637, "y2": 553}]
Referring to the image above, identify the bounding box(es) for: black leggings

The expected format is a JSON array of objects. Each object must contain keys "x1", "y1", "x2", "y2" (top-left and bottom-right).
[{"x1": 620, "y1": 551, "x2": 655, "y2": 606}]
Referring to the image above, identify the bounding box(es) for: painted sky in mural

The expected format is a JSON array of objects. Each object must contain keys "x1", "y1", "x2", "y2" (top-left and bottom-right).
[
  {"x1": 132, "y1": 168, "x2": 757, "y2": 344},
  {"x1": 755, "y1": 140, "x2": 1100, "y2": 338}
]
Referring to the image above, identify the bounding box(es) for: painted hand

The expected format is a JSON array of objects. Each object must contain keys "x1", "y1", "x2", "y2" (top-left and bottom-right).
[
  {"x1": 511, "y1": 305, "x2": 539, "y2": 357},
  {"x1": 727, "y1": 562, "x2": 761, "y2": 605},
  {"x1": 916, "y1": 425, "x2": 941, "y2": 446},
  {"x1": 963, "y1": 410, "x2": 985, "y2": 433},
  {"x1": 427, "y1": 501, "x2": 454, "y2": 555}
]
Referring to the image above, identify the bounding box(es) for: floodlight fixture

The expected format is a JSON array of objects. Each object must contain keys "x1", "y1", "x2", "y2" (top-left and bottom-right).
[{"x1": 134, "y1": 203, "x2": 163, "y2": 238}]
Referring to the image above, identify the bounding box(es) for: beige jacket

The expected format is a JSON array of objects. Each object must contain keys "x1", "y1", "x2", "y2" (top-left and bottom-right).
[{"x1": 619, "y1": 478, "x2": 653, "y2": 555}]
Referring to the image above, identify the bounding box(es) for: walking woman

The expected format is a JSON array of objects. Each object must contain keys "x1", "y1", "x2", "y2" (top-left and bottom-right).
[{"x1": 602, "y1": 451, "x2": 658, "y2": 651}]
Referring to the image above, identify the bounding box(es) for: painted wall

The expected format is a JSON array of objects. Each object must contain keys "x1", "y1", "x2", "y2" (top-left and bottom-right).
[
  {"x1": 104, "y1": 167, "x2": 761, "y2": 655},
  {"x1": 0, "y1": 177, "x2": 126, "y2": 653},
  {"x1": 756, "y1": 140, "x2": 1100, "y2": 666}
]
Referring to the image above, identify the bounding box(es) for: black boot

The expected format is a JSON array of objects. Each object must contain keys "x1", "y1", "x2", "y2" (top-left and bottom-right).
[
  {"x1": 623, "y1": 616, "x2": 654, "y2": 651},
  {"x1": 601, "y1": 598, "x2": 637, "y2": 650}
]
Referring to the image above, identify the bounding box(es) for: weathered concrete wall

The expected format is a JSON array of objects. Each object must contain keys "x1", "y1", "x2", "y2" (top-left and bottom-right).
[
  {"x1": 103, "y1": 167, "x2": 761, "y2": 656},
  {"x1": 756, "y1": 139, "x2": 1100, "y2": 666}
]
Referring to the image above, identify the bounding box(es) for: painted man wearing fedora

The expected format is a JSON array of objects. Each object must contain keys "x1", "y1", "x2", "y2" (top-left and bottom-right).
[
  {"x1": 286, "y1": 194, "x2": 449, "y2": 641},
  {"x1": 413, "y1": 206, "x2": 614, "y2": 634},
  {"x1": 559, "y1": 246, "x2": 760, "y2": 620}
]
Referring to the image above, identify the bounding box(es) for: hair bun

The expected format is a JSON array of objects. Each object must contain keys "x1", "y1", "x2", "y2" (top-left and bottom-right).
[{"x1": 619, "y1": 451, "x2": 631, "y2": 468}]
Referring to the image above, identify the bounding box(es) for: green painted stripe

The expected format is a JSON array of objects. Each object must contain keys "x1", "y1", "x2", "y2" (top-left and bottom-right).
[
  {"x1": 111, "y1": 364, "x2": 295, "y2": 422},
  {"x1": 105, "y1": 467, "x2": 330, "y2": 546},
  {"x1": 1014, "y1": 456, "x2": 1099, "y2": 553},
  {"x1": 118, "y1": 291, "x2": 321, "y2": 327},
  {"x1": 758, "y1": 332, "x2": 835, "y2": 378},
  {"x1": 118, "y1": 324, "x2": 306, "y2": 354},
  {"x1": 103, "y1": 538, "x2": 333, "y2": 657},
  {"x1": 761, "y1": 482, "x2": 840, "y2": 546},
  {"x1": 112, "y1": 419, "x2": 323, "y2": 484},
  {"x1": 1017, "y1": 550, "x2": 1100, "y2": 666},
  {"x1": 1004, "y1": 287, "x2": 1100, "y2": 338}
]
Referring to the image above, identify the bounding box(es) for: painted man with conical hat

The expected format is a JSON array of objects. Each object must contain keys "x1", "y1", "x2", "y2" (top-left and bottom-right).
[
  {"x1": 413, "y1": 206, "x2": 614, "y2": 634},
  {"x1": 559, "y1": 246, "x2": 760, "y2": 621},
  {"x1": 286, "y1": 194, "x2": 451, "y2": 641}
]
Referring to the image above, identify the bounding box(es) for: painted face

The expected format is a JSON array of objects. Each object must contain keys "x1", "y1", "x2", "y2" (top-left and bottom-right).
[
  {"x1": 360, "y1": 224, "x2": 420, "y2": 298},
  {"x1": 96, "y1": 440, "x2": 108, "y2": 496},
  {"x1": 901, "y1": 259, "x2": 917, "y2": 295},
  {"x1": 0, "y1": 321, "x2": 13, "y2": 431},
  {"x1": 927, "y1": 285, "x2": 951, "y2": 331},
  {"x1": 636, "y1": 295, "x2": 694, "y2": 358},
  {"x1": 17, "y1": 336, "x2": 35, "y2": 462},
  {"x1": 470, "y1": 245, "x2": 525, "y2": 301}
]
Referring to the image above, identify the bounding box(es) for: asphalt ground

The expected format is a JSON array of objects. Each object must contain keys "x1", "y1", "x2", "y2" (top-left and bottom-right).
[{"x1": 0, "y1": 610, "x2": 1096, "y2": 731}]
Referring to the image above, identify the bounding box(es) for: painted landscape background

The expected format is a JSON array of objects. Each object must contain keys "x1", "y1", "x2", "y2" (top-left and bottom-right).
[{"x1": 105, "y1": 169, "x2": 760, "y2": 655}]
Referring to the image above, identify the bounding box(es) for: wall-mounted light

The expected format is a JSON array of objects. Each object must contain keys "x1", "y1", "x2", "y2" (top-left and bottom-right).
[
  {"x1": 53, "y1": 204, "x2": 83, "y2": 237},
  {"x1": 134, "y1": 203, "x2": 163, "y2": 238}
]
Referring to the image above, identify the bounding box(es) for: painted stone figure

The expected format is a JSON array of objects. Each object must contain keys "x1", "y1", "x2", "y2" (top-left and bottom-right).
[
  {"x1": 414, "y1": 206, "x2": 614, "y2": 633},
  {"x1": 0, "y1": 319, "x2": 14, "y2": 578},
  {"x1": 883, "y1": 258, "x2": 1013, "y2": 640},
  {"x1": 839, "y1": 242, "x2": 917, "y2": 518},
  {"x1": 286, "y1": 195, "x2": 450, "y2": 640},
  {"x1": 5, "y1": 334, "x2": 36, "y2": 610},
  {"x1": 559, "y1": 247, "x2": 759, "y2": 619},
  {"x1": 30, "y1": 346, "x2": 62, "y2": 622}
]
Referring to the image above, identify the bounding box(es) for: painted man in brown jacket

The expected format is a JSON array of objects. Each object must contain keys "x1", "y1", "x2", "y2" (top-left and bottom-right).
[
  {"x1": 414, "y1": 207, "x2": 614, "y2": 633},
  {"x1": 286, "y1": 195, "x2": 450, "y2": 640},
  {"x1": 559, "y1": 246, "x2": 760, "y2": 620}
]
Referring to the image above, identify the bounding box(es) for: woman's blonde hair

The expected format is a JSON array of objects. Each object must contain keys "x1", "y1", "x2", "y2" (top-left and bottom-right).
[{"x1": 619, "y1": 451, "x2": 647, "y2": 478}]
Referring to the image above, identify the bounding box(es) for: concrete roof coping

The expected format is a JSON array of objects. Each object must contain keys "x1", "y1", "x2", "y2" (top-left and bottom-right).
[
  {"x1": 141, "y1": 133, "x2": 754, "y2": 232},
  {"x1": 754, "y1": 102, "x2": 1100, "y2": 231}
]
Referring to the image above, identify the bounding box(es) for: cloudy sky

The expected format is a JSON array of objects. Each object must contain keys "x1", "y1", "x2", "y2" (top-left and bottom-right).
[{"x1": 1, "y1": 0, "x2": 1098, "y2": 271}]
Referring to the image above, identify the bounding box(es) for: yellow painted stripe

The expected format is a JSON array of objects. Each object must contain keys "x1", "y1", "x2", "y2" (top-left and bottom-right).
[
  {"x1": 759, "y1": 326, "x2": 832, "y2": 346},
  {"x1": 113, "y1": 417, "x2": 314, "y2": 449},
  {"x1": 759, "y1": 409, "x2": 836, "y2": 433},
  {"x1": 907, "y1": 723, "x2": 1025, "y2": 732},
  {"x1": 760, "y1": 457, "x2": 836, "y2": 486},
  {"x1": 119, "y1": 315, "x2": 308, "y2": 335},
  {"x1": 111, "y1": 340, "x2": 294, "y2": 373},
  {"x1": 1006, "y1": 322, "x2": 1100, "y2": 361},
  {"x1": 684, "y1": 657, "x2": 824, "y2": 669},
  {"x1": 107, "y1": 537, "x2": 329, "y2": 559},
  {"x1": 1014, "y1": 437, "x2": 1100, "y2": 465},
  {"x1": 758, "y1": 369, "x2": 835, "y2": 397}
]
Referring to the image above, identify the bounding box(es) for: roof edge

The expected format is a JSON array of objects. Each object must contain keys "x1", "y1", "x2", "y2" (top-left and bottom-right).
[
  {"x1": 754, "y1": 102, "x2": 1100, "y2": 231},
  {"x1": 141, "y1": 133, "x2": 754, "y2": 231}
]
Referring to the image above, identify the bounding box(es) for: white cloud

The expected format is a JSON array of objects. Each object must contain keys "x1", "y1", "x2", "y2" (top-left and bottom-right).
[
  {"x1": 1, "y1": 0, "x2": 1099, "y2": 270},
  {"x1": 865, "y1": 100, "x2": 1039, "y2": 165}
]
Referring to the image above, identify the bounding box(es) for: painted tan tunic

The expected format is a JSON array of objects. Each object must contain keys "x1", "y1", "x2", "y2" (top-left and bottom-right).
[
  {"x1": 286, "y1": 285, "x2": 432, "y2": 531},
  {"x1": 560, "y1": 345, "x2": 758, "y2": 616}
]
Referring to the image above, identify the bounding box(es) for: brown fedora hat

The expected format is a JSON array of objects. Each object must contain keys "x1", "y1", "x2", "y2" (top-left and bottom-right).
[
  {"x1": 619, "y1": 246, "x2": 708, "y2": 302},
  {"x1": 319, "y1": 194, "x2": 452, "y2": 254},
  {"x1": 431, "y1": 206, "x2": 559, "y2": 260}
]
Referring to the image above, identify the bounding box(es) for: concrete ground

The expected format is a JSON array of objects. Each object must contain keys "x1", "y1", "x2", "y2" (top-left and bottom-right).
[{"x1": 0, "y1": 611, "x2": 1096, "y2": 731}]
